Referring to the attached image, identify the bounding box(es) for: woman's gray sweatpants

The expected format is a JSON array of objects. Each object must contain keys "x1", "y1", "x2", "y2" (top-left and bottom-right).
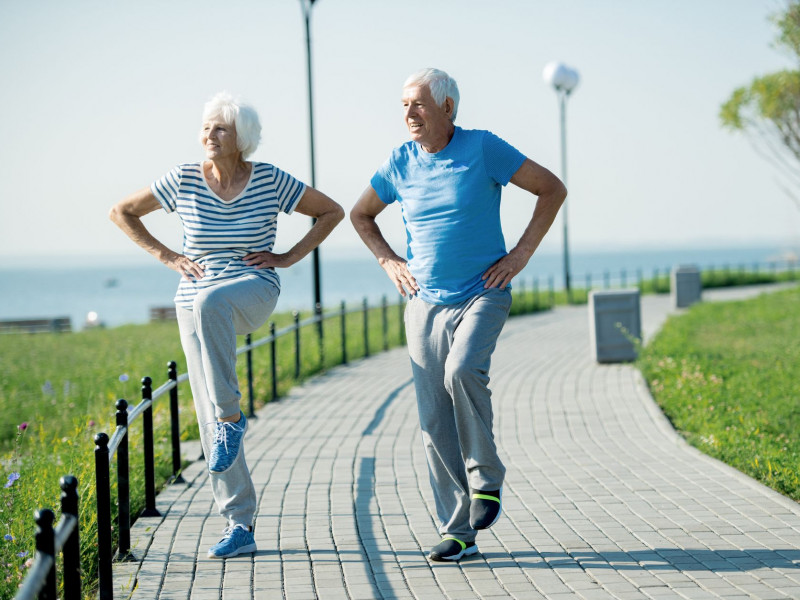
[
  {"x1": 405, "y1": 287, "x2": 512, "y2": 543},
  {"x1": 176, "y1": 276, "x2": 279, "y2": 528}
]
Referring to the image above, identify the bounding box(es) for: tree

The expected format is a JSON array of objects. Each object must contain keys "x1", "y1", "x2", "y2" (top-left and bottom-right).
[{"x1": 720, "y1": 2, "x2": 800, "y2": 210}]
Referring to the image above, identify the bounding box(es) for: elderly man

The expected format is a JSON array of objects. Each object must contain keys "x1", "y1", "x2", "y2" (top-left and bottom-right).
[{"x1": 351, "y1": 68, "x2": 566, "y2": 562}]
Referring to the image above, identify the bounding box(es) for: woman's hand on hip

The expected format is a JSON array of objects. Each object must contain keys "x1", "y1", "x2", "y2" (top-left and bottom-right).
[
  {"x1": 244, "y1": 251, "x2": 292, "y2": 269},
  {"x1": 165, "y1": 254, "x2": 205, "y2": 281}
]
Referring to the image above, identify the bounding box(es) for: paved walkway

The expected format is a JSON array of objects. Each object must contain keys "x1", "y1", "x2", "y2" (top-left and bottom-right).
[{"x1": 116, "y1": 285, "x2": 800, "y2": 600}]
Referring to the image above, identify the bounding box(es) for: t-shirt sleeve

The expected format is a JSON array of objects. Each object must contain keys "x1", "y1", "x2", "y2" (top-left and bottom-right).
[
  {"x1": 482, "y1": 131, "x2": 527, "y2": 186},
  {"x1": 150, "y1": 165, "x2": 183, "y2": 213},
  {"x1": 271, "y1": 166, "x2": 307, "y2": 215},
  {"x1": 369, "y1": 158, "x2": 398, "y2": 205}
]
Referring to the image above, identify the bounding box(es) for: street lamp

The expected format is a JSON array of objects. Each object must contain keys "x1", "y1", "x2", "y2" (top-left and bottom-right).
[
  {"x1": 543, "y1": 61, "x2": 579, "y2": 301},
  {"x1": 300, "y1": 0, "x2": 321, "y2": 313}
]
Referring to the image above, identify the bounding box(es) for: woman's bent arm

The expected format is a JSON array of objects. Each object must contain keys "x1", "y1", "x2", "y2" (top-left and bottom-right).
[{"x1": 109, "y1": 187, "x2": 204, "y2": 279}]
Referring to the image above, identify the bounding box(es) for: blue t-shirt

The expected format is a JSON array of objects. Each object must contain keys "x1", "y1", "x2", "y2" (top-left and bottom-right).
[{"x1": 370, "y1": 127, "x2": 526, "y2": 304}]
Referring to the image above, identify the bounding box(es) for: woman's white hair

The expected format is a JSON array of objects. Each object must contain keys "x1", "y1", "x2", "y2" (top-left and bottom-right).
[
  {"x1": 199, "y1": 91, "x2": 261, "y2": 159},
  {"x1": 403, "y1": 68, "x2": 460, "y2": 122}
]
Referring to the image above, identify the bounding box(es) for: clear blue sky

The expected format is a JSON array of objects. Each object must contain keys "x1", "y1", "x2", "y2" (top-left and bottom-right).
[{"x1": 1, "y1": 0, "x2": 797, "y2": 265}]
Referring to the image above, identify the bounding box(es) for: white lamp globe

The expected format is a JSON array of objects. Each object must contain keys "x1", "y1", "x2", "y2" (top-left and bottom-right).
[{"x1": 543, "y1": 62, "x2": 580, "y2": 93}]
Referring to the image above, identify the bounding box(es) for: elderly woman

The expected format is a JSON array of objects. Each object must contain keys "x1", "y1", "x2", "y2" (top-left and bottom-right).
[{"x1": 109, "y1": 92, "x2": 344, "y2": 558}]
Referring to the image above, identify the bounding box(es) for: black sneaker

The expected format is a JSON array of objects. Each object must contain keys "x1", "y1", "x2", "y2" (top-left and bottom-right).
[
  {"x1": 428, "y1": 537, "x2": 478, "y2": 562},
  {"x1": 469, "y1": 488, "x2": 502, "y2": 530}
]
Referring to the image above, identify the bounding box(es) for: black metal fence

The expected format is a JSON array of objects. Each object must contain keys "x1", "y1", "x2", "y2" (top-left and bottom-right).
[{"x1": 12, "y1": 260, "x2": 798, "y2": 599}]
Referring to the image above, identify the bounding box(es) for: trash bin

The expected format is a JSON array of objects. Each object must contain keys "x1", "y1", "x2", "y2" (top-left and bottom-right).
[
  {"x1": 589, "y1": 289, "x2": 641, "y2": 363},
  {"x1": 671, "y1": 265, "x2": 702, "y2": 308}
]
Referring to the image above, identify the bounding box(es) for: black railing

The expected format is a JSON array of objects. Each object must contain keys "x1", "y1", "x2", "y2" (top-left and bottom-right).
[
  {"x1": 13, "y1": 260, "x2": 798, "y2": 600},
  {"x1": 92, "y1": 362, "x2": 186, "y2": 599},
  {"x1": 14, "y1": 476, "x2": 80, "y2": 600}
]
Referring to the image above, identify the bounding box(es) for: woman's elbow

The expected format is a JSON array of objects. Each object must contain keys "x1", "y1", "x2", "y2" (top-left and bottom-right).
[
  {"x1": 556, "y1": 179, "x2": 568, "y2": 204},
  {"x1": 325, "y1": 202, "x2": 345, "y2": 226}
]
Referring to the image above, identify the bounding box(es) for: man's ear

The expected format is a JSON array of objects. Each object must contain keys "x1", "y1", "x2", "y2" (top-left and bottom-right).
[{"x1": 444, "y1": 97, "x2": 454, "y2": 117}]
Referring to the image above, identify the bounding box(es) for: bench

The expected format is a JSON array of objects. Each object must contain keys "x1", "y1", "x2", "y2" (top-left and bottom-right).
[
  {"x1": 149, "y1": 306, "x2": 177, "y2": 322},
  {"x1": 0, "y1": 317, "x2": 72, "y2": 334}
]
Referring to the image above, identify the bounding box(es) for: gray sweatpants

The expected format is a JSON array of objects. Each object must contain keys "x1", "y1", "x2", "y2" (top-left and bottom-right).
[
  {"x1": 405, "y1": 286, "x2": 512, "y2": 542},
  {"x1": 176, "y1": 275, "x2": 279, "y2": 528}
]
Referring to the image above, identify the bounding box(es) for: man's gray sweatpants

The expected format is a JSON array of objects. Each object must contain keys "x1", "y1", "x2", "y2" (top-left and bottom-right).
[
  {"x1": 176, "y1": 276, "x2": 279, "y2": 528},
  {"x1": 405, "y1": 286, "x2": 512, "y2": 543}
]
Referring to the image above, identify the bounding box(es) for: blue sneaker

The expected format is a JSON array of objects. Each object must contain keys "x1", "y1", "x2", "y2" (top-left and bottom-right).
[
  {"x1": 207, "y1": 524, "x2": 257, "y2": 558},
  {"x1": 207, "y1": 411, "x2": 247, "y2": 473}
]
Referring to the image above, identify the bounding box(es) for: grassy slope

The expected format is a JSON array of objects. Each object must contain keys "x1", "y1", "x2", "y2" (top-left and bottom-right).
[{"x1": 638, "y1": 286, "x2": 800, "y2": 501}]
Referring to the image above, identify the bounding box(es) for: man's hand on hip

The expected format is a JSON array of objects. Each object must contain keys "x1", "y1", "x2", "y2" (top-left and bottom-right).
[
  {"x1": 379, "y1": 256, "x2": 420, "y2": 297},
  {"x1": 482, "y1": 249, "x2": 530, "y2": 290}
]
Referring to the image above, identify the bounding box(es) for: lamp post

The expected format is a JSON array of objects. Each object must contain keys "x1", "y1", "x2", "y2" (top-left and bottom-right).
[
  {"x1": 543, "y1": 61, "x2": 579, "y2": 302},
  {"x1": 301, "y1": 0, "x2": 321, "y2": 312}
]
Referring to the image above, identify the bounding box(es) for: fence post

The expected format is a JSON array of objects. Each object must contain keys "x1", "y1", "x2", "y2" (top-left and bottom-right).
[
  {"x1": 246, "y1": 334, "x2": 255, "y2": 418},
  {"x1": 362, "y1": 298, "x2": 370, "y2": 358},
  {"x1": 548, "y1": 276, "x2": 555, "y2": 307},
  {"x1": 140, "y1": 377, "x2": 160, "y2": 517},
  {"x1": 518, "y1": 279, "x2": 526, "y2": 313},
  {"x1": 621, "y1": 269, "x2": 627, "y2": 288},
  {"x1": 115, "y1": 398, "x2": 134, "y2": 561},
  {"x1": 381, "y1": 295, "x2": 388, "y2": 352},
  {"x1": 293, "y1": 311, "x2": 301, "y2": 379},
  {"x1": 167, "y1": 361, "x2": 184, "y2": 484},
  {"x1": 60, "y1": 475, "x2": 81, "y2": 600},
  {"x1": 34, "y1": 509, "x2": 57, "y2": 600},
  {"x1": 533, "y1": 277, "x2": 539, "y2": 309},
  {"x1": 637, "y1": 268, "x2": 643, "y2": 291},
  {"x1": 316, "y1": 302, "x2": 325, "y2": 368},
  {"x1": 340, "y1": 301, "x2": 347, "y2": 365},
  {"x1": 94, "y1": 432, "x2": 113, "y2": 600},
  {"x1": 270, "y1": 322, "x2": 278, "y2": 401}
]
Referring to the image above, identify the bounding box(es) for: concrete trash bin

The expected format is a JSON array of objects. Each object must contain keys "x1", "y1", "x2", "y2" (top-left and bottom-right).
[
  {"x1": 589, "y1": 289, "x2": 641, "y2": 363},
  {"x1": 671, "y1": 264, "x2": 702, "y2": 308}
]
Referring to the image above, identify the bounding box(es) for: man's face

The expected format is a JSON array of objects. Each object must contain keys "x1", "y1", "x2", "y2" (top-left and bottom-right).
[{"x1": 401, "y1": 84, "x2": 453, "y2": 152}]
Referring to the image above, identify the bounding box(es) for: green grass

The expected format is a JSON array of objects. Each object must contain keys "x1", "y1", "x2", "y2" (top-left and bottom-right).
[{"x1": 638, "y1": 286, "x2": 800, "y2": 501}]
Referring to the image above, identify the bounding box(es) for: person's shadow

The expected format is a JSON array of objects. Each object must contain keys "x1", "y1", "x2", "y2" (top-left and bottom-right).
[{"x1": 469, "y1": 548, "x2": 800, "y2": 572}]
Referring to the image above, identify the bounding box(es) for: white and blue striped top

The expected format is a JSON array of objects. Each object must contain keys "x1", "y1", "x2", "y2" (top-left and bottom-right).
[{"x1": 151, "y1": 161, "x2": 306, "y2": 308}]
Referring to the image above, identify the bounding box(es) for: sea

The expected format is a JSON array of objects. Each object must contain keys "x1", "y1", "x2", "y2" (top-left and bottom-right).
[{"x1": 1, "y1": 244, "x2": 796, "y2": 331}]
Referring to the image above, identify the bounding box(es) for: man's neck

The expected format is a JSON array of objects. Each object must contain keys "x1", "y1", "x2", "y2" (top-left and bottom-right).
[{"x1": 420, "y1": 124, "x2": 456, "y2": 154}]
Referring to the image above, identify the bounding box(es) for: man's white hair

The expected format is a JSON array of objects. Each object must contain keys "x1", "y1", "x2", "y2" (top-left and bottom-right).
[
  {"x1": 403, "y1": 68, "x2": 460, "y2": 122},
  {"x1": 199, "y1": 91, "x2": 261, "y2": 159}
]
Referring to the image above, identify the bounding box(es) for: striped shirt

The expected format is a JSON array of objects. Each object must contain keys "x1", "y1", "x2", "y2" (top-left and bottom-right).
[{"x1": 151, "y1": 161, "x2": 306, "y2": 308}]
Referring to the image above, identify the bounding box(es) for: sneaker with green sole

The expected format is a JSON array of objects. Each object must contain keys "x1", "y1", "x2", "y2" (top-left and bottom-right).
[{"x1": 428, "y1": 537, "x2": 478, "y2": 562}]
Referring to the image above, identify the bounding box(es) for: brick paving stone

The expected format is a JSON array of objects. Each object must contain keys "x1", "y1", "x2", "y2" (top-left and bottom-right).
[{"x1": 109, "y1": 284, "x2": 800, "y2": 599}]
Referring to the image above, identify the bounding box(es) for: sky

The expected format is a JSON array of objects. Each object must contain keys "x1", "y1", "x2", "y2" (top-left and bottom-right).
[{"x1": 1, "y1": 0, "x2": 799, "y2": 267}]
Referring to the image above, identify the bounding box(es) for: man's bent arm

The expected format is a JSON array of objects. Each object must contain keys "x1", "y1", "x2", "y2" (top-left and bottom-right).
[
  {"x1": 350, "y1": 186, "x2": 420, "y2": 296},
  {"x1": 482, "y1": 158, "x2": 567, "y2": 289}
]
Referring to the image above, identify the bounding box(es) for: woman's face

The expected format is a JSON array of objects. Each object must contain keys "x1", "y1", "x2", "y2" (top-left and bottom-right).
[{"x1": 201, "y1": 118, "x2": 239, "y2": 160}]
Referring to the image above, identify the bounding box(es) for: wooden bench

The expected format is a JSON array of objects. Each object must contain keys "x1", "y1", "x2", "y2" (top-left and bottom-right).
[
  {"x1": 149, "y1": 306, "x2": 177, "y2": 322},
  {"x1": 0, "y1": 317, "x2": 72, "y2": 334}
]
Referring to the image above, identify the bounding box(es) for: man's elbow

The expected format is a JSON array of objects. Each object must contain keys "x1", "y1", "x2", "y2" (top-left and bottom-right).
[
  {"x1": 349, "y1": 206, "x2": 368, "y2": 229},
  {"x1": 108, "y1": 203, "x2": 123, "y2": 225}
]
